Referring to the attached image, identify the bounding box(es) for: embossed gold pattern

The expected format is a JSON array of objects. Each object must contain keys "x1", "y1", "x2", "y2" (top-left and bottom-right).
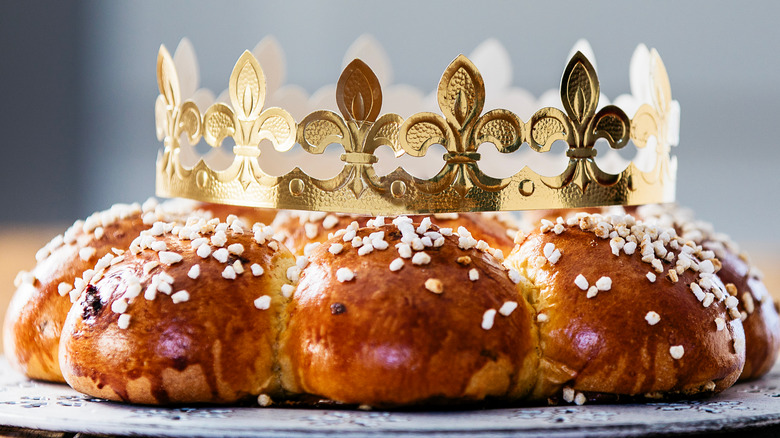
[{"x1": 155, "y1": 44, "x2": 676, "y2": 214}]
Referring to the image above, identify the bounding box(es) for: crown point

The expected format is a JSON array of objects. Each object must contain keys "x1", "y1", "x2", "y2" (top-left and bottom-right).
[
  {"x1": 561, "y1": 51, "x2": 599, "y2": 124},
  {"x1": 229, "y1": 51, "x2": 267, "y2": 120},
  {"x1": 568, "y1": 40, "x2": 597, "y2": 72},
  {"x1": 438, "y1": 54, "x2": 484, "y2": 132},
  {"x1": 337, "y1": 58, "x2": 382, "y2": 123},
  {"x1": 157, "y1": 44, "x2": 180, "y2": 107}
]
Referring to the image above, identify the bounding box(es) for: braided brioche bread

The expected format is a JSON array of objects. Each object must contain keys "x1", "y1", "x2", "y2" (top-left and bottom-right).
[
  {"x1": 279, "y1": 218, "x2": 537, "y2": 407},
  {"x1": 3, "y1": 200, "x2": 201, "y2": 382},
  {"x1": 3, "y1": 199, "x2": 274, "y2": 384},
  {"x1": 6, "y1": 202, "x2": 774, "y2": 407},
  {"x1": 635, "y1": 204, "x2": 780, "y2": 380},
  {"x1": 524, "y1": 205, "x2": 780, "y2": 382},
  {"x1": 505, "y1": 213, "x2": 745, "y2": 403},
  {"x1": 59, "y1": 216, "x2": 295, "y2": 404}
]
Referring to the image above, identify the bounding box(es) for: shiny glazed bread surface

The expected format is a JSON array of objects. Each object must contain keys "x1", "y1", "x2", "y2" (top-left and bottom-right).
[
  {"x1": 4, "y1": 204, "x2": 151, "y2": 382},
  {"x1": 59, "y1": 219, "x2": 295, "y2": 404},
  {"x1": 505, "y1": 217, "x2": 745, "y2": 401},
  {"x1": 280, "y1": 222, "x2": 538, "y2": 407}
]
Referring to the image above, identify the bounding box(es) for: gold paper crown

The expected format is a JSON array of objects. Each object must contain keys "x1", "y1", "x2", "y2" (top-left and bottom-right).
[{"x1": 155, "y1": 40, "x2": 677, "y2": 214}]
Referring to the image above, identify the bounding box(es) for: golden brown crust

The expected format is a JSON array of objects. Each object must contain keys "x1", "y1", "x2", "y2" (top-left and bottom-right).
[
  {"x1": 195, "y1": 203, "x2": 278, "y2": 226},
  {"x1": 715, "y1": 251, "x2": 780, "y2": 379},
  {"x1": 431, "y1": 213, "x2": 517, "y2": 255},
  {"x1": 506, "y1": 219, "x2": 745, "y2": 401},
  {"x1": 3, "y1": 209, "x2": 147, "y2": 382},
  {"x1": 10, "y1": 199, "x2": 760, "y2": 407},
  {"x1": 279, "y1": 222, "x2": 538, "y2": 407},
  {"x1": 59, "y1": 220, "x2": 295, "y2": 404},
  {"x1": 272, "y1": 212, "x2": 517, "y2": 256},
  {"x1": 634, "y1": 203, "x2": 780, "y2": 380},
  {"x1": 271, "y1": 211, "x2": 358, "y2": 255}
]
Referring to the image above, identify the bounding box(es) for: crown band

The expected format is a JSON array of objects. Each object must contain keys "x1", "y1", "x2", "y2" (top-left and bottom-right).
[{"x1": 155, "y1": 40, "x2": 677, "y2": 214}]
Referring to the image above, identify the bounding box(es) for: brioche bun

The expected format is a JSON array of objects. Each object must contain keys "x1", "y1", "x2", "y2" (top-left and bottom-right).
[
  {"x1": 505, "y1": 213, "x2": 745, "y2": 402},
  {"x1": 59, "y1": 217, "x2": 295, "y2": 404},
  {"x1": 280, "y1": 218, "x2": 537, "y2": 407}
]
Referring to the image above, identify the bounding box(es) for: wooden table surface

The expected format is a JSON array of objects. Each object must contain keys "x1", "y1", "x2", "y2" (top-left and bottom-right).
[{"x1": 1, "y1": 225, "x2": 779, "y2": 353}]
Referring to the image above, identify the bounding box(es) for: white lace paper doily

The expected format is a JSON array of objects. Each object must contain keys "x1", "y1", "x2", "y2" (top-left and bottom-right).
[{"x1": 0, "y1": 357, "x2": 778, "y2": 437}]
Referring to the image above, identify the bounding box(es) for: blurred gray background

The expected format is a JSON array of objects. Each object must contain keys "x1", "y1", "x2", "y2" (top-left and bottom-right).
[{"x1": 1, "y1": 0, "x2": 778, "y2": 244}]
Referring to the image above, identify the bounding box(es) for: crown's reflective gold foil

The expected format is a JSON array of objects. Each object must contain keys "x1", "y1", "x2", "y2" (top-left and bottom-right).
[{"x1": 155, "y1": 45, "x2": 675, "y2": 214}]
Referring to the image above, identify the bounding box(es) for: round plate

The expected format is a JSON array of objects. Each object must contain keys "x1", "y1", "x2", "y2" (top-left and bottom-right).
[{"x1": 0, "y1": 357, "x2": 778, "y2": 437}]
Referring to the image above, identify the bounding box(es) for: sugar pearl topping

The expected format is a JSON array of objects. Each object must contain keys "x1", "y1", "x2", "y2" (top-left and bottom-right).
[
  {"x1": 638, "y1": 203, "x2": 766, "y2": 316},
  {"x1": 171, "y1": 290, "x2": 190, "y2": 303},
  {"x1": 424, "y1": 278, "x2": 444, "y2": 294},
  {"x1": 562, "y1": 387, "x2": 575, "y2": 403},
  {"x1": 212, "y1": 248, "x2": 229, "y2": 264},
  {"x1": 254, "y1": 295, "x2": 272, "y2": 310},
  {"x1": 79, "y1": 247, "x2": 97, "y2": 262},
  {"x1": 645, "y1": 311, "x2": 661, "y2": 325},
  {"x1": 389, "y1": 258, "x2": 404, "y2": 272},
  {"x1": 669, "y1": 345, "x2": 685, "y2": 359},
  {"x1": 57, "y1": 282, "x2": 73, "y2": 297},
  {"x1": 595, "y1": 276, "x2": 612, "y2": 291},
  {"x1": 196, "y1": 244, "x2": 212, "y2": 258},
  {"x1": 507, "y1": 269, "x2": 522, "y2": 284},
  {"x1": 481, "y1": 309, "x2": 497, "y2": 330},
  {"x1": 499, "y1": 301, "x2": 518, "y2": 316},
  {"x1": 574, "y1": 274, "x2": 589, "y2": 291},
  {"x1": 251, "y1": 263, "x2": 264, "y2": 276},
  {"x1": 158, "y1": 251, "x2": 183, "y2": 266},
  {"x1": 117, "y1": 314, "x2": 131, "y2": 329},
  {"x1": 543, "y1": 242, "x2": 562, "y2": 264},
  {"x1": 336, "y1": 267, "x2": 355, "y2": 282},
  {"x1": 320, "y1": 217, "x2": 519, "y2": 296},
  {"x1": 76, "y1": 214, "x2": 287, "y2": 329},
  {"x1": 412, "y1": 252, "x2": 431, "y2": 265},
  {"x1": 537, "y1": 212, "x2": 738, "y2": 320},
  {"x1": 281, "y1": 284, "x2": 295, "y2": 298},
  {"x1": 111, "y1": 299, "x2": 128, "y2": 314},
  {"x1": 286, "y1": 266, "x2": 301, "y2": 282},
  {"x1": 222, "y1": 266, "x2": 237, "y2": 280}
]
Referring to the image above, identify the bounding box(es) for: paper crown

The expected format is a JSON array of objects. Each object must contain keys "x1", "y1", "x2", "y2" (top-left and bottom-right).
[{"x1": 155, "y1": 37, "x2": 678, "y2": 214}]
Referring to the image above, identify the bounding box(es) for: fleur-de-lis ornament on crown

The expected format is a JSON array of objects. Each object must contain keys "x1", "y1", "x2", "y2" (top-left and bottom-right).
[
  {"x1": 155, "y1": 40, "x2": 677, "y2": 214},
  {"x1": 202, "y1": 51, "x2": 296, "y2": 190},
  {"x1": 631, "y1": 48, "x2": 677, "y2": 185},
  {"x1": 526, "y1": 52, "x2": 631, "y2": 192},
  {"x1": 297, "y1": 59, "x2": 403, "y2": 198},
  {"x1": 155, "y1": 46, "x2": 202, "y2": 178},
  {"x1": 399, "y1": 55, "x2": 523, "y2": 197}
]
